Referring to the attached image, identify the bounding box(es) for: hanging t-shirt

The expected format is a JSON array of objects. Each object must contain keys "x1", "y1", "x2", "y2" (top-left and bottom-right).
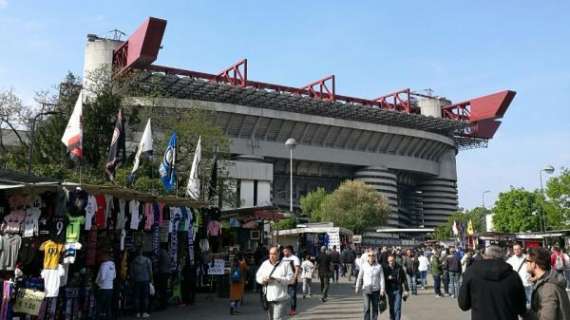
[
  {"x1": 23, "y1": 207, "x2": 41, "y2": 237},
  {"x1": 63, "y1": 242, "x2": 82, "y2": 264},
  {"x1": 38, "y1": 215, "x2": 50, "y2": 236},
  {"x1": 2, "y1": 210, "x2": 25, "y2": 234},
  {"x1": 116, "y1": 199, "x2": 127, "y2": 230},
  {"x1": 41, "y1": 264, "x2": 65, "y2": 298},
  {"x1": 120, "y1": 229, "x2": 126, "y2": 251},
  {"x1": 51, "y1": 216, "x2": 67, "y2": 243},
  {"x1": 94, "y1": 194, "x2": 106, "y2": 229},
  {"x1": 39, "y1": 240, "x2": 64, "y2": 270},
  {"x1": 0, "y1": 234, "x2": 22, "y2": 271},
  {"x1": 84, "y1": 195, "x2": 97, "y2": 231},
  {"x1": 129, "y1": 200, "x2": 141, "y2": 230},
  {"x1": 66, "y1": 216, "x2": 85, "y2": 243},
  {"x1": 144, "y1": 203, "x2": 154, "y2": 231}
]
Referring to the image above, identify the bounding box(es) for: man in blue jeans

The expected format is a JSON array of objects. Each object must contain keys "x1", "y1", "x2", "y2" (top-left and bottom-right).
[
  {"x1": 446, "y1": 248, "x2": 462, "y2": 299},
  {"x1": 282, "y1": 246, "x2": 301, "y2": 316},
  {"x1": 383, "y1": 254, "x2": 409, "y2": 320},
  {"x1": 402, "y1": 249, "x2": 419, "y2": 295}
]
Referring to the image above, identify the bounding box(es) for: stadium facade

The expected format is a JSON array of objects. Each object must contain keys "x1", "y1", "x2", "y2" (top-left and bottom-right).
[{"x1": 83, "y1": 17, "x2": 515, "y2": 228}]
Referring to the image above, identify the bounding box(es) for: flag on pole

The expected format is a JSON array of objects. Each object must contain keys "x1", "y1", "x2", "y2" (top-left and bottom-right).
[
  {"x1": 467, "y1": 219, "x2": 475, "y2": 236},
  {"x1": 61, "y1": 91, "x2": 83, "y2": 160},
  {"x1": 105, "y1": 109, "x2": 126, "y2": 181},
  {"x1": 452, "y1": 220, "x2": 459, "y2": 236},
  {"x1": 185, "y1": 136, "x2": 202, "y2": 200},
  {"x1": 128, "y1": 118, "x2": 153, "y2": 185},
  {"x1": 159, "y1": 132, "x2": 177, "y2": 192},
  {"x1": 208, "y1": 152, "x2": 218, "y2": 201}
]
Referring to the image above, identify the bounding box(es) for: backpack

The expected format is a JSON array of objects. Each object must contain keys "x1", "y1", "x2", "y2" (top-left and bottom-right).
[
  {"x1": 231, "y1": 267, "x2": 241, "y2": 283},
  {"x1": 554, "y1": 254, "x2": 565, "y2": 271}
]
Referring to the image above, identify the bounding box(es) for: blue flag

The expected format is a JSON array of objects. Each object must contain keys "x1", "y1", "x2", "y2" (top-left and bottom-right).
[{"x1": 159, "y1": 132, "x2": 177, "y2": 192}]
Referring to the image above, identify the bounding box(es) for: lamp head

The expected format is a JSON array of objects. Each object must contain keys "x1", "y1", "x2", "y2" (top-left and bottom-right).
[
  {"x1": 542, "y1": 165, "x2": 555, "y2": 175},
  {"x1": 285, "y1": 138, "x2": 297, "y2": 149}
]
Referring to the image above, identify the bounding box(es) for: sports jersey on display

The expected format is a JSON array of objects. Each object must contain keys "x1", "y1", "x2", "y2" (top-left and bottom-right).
[
  {"x1": 40, "y1": 240, "x2": 64, "y2": 269},
  {"x1": 66, "y1": 216, "x2": 85, "y2": 243}
]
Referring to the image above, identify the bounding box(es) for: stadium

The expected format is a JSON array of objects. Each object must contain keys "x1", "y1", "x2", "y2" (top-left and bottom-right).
[{"x1": 84, "y1": 17, "x2": 515, "y2": 229}]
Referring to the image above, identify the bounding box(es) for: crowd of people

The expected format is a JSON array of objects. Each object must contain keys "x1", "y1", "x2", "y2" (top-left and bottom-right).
[{"x1": 252, "y1": 243, "x2": 570, "y2": 320}]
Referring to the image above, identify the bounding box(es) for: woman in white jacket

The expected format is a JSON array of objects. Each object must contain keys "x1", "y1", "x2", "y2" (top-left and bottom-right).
[{"x1": 355, "y1": 249, "x2": 386, "y2": 320}]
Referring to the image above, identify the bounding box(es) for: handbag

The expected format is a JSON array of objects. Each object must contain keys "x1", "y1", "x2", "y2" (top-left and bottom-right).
[
  {"x1": 379, "y1": 294, "x2": 387, "y2": 313},
  {"x1": 149, "y1": 283, "x2": 156, "y2": 296},
  {"x1": 261, "y1": 261, "x2": 280, "y2": 311}
]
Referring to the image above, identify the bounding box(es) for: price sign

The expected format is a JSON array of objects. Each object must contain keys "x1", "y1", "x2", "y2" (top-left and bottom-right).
[
  {"x1": 13, "y1": 289, "x2": 45, "y2": 316},
  {"x1": 207, "y1": 259, "x2": 226, "y2": 275}
]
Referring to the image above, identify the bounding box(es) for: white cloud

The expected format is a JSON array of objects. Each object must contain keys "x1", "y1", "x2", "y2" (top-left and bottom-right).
[{"x1": 0, "y1": 0, "x2": 7, "y2": 9}]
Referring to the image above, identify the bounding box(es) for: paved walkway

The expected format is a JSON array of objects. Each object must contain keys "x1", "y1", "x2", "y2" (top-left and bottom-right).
[{"x1": 125, "y1": 278, "x2": 470, "y2": 320}]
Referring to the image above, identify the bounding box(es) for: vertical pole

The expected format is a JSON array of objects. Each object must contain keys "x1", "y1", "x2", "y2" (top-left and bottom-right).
[
  {"x1": 27, "y1": 117, "x2": 37, "y2": 176},
  {"x1": 290, "y1": 148, "x2": 293, "y2": 213},
  {"x1": 539, "y1": 171, "x2": 545, "y2": 234}
]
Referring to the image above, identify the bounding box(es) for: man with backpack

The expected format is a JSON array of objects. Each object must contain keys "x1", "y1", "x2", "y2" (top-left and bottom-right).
[
  {"x1": 551, "y1": 246, "x2": 567, "y2": 279},
  {"x1": 506, "y1": 243, "x2": 531, "y2": 306}
]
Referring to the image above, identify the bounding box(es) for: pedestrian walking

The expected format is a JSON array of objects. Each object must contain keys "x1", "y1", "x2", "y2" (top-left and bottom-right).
[
  {"x1": 330, "y1": 245, "x2": 341, "y2": 283},
  {"x1": 229, "y1": 254, "x2": 248, "y2": 315},
  {"x1": 418, "y1": 251, "x2": 430, "y2": 290},
  {"x1": 384, "y1": 254, "x2": 409, "y2": 320},
  {"x1": 563, "y1": 248, "x2": 570, "y2": 290},
  {"x1": 130, "y1": 248, "x2": 153, "y2": 319},
  {"x1": 95, "y1": 252, "x2": 116, "y2": 320},
  {"x1": 355, "y1": 249, "x2": 385, "y2": 320},
  {"x1": 447, "y1": 248, "x2": 461, "y2": 299},
  {"x1": 301, "y1": 254, "x2": 315, "y2": 298},
  {"x1": 550, "y1": 246, "x2": 568, "y2": 283},
  {"x1": 430, "y1": 251, "x2": 443, "y2": 297},
  {"x1": 506, "y1": 243, "x2": 532, "y2": 306},
  {"x1": 526, "y1": 247, "x2": 570, "y2": 320},
  {"x1": 316, "y1": 246, "x2": 332, "y2": 302},
  {"x1": 256, "y1": 246, "x2": 293, "y2": 320},
  {"x1": 458, "y1": 245, "x2": 527, "y2": 320},
  {"x1": 281, "y1": 245, "x2": 301, "y2": 316},
  {"x1": 341, "y1": 245, "x2": 356, "y2": 281},
  {"x1": 440, "y1": 249, "x2": 450, "y2": 296},
  {"x1": 402, "y1": 249, "x2": 419, "y2": 295}
]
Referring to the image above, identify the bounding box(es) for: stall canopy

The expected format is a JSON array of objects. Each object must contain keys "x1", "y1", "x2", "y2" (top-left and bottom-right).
[
  {"x1": 0, "y1": 169, "x2": 60, "y2": 190},
  {"x1": 221, "y1": 206, "x2": 285, "y2": 221},
  {"x1": 273, "y1": 225, "x2": 354, "y2": 237}
]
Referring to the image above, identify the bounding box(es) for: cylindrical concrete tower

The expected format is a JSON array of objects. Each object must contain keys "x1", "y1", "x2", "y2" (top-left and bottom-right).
[
  {"x1": 354, "y1": 167, "x2": 399, "y2": 226},
  {"x1": 82, "y1": 34, "x2": 123, "y2": 96}
]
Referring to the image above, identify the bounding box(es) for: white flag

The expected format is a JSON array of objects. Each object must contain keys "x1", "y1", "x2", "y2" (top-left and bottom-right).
[
  {"x1": 130, "y1": 119, "x2": 154, "y2": 175},
  {"x1": 61, "y1": 91, "x2": 83, "y2": 160},
  {"x1": 186, "y1": 136, "x2": 202, "y2": 200}
]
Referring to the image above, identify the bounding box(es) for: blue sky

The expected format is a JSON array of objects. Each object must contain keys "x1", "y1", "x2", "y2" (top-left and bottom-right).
[{"x1": 1, "y1": 1, "x2": 568, "y2": 209}]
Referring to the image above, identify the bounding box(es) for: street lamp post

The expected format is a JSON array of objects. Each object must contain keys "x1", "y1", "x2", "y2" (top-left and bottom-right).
[
  {"x1": 538, "y1": 165, "x2": 555, "y2": 233},
  {"x1": 482, "y1": 190, "x2": 491, "y2": 208},
  {"x1": 285, "y1": 138, "x2": 297, "y2": 213},
  {"x1": 27, "y1": 110, "x2": 61, "y2": 176}
]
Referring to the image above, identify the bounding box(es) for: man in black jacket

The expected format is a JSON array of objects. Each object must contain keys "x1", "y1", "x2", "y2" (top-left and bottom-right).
[
  {"x1": 458, "y1": 245, "x2": 526, "y2": 320},
  {"x1": 447, "y1": 248, "x2": 462, "y2": 299},
  {"x1": 384, "y1": 254, "x2": 410, "y2": 320},
  {"x1": 316, "y1": 246, "x2": 332, "y2": 302}
]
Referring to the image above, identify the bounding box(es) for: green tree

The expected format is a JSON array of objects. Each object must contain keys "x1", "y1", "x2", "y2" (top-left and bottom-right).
[
  {"x1": 299, "y1": 187, "x2": 328, "y2": 221},
  {"x1": 319, "y1": 180, "x2": 390, "y2": 234},
  {"x1": 546, "y1": 168, "x2": 570, "y2": 226},
  {"x1": 492, "y1": 187, "x2": 547, "y2": 232}
]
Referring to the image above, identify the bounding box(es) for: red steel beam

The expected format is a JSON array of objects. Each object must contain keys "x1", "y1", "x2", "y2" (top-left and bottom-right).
[
  {"x1": 374, "y1": 89, "x2": 415, "y2": 113},
  {"x1": 441, "y1": 90, "x2": 516, "y2": 122},
  {"x1": 113, "y1": 17, "x2": 167, "y2": 76},
  {"x1": 215, "y1": 59, "x2": 248, "y2": 87},
  {"x1": 301, "y1": 75, "x2": 336, "y2": 101}
]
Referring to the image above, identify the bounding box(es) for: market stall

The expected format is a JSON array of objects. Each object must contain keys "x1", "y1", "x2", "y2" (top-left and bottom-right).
[
  {"x1": 0, "y1": 172, "x2": 207, "y2": 319},
  {"x1": 272, "y1": 222, "x2": 354, "y2": 257}
]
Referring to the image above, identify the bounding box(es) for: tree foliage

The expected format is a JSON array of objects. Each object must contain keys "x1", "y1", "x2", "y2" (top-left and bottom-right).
[
  {"x1": 299, "y1": 187, "x2": 328, "y2": 221},
  {"x1": 492, "y1": 187, "x2": 547, "y2": 232},
  {"x1": 316, "y1": 180, "x2": 390, "y2": 234},
  {"x1": 546, "y1": 168, "x2": 570, "y2": 224}
]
